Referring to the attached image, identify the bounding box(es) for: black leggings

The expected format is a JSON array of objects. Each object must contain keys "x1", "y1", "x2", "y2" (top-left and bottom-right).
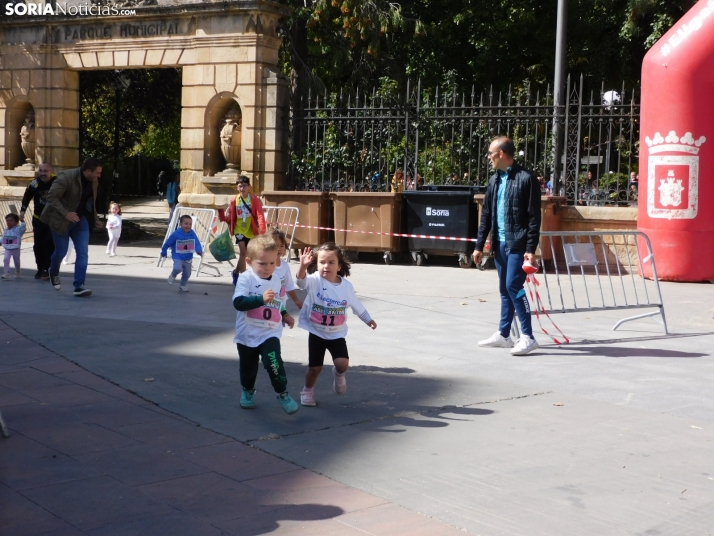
[{"x1": 237, "y1": 337, "x2": 287, "y2": 393}]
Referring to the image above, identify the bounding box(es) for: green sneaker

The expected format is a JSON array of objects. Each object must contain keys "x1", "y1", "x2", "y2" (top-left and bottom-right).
[
  {"x1": 240, "y1": 389, "x2": 255, "y2": 409},
  {"x1": 277, "y1": 392, "x2": 298, "y2": 415}
]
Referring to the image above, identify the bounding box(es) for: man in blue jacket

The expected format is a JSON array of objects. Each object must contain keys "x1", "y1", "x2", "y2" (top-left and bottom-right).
[{"x1": 473, "y1": 137, "x2": 541, "y2": 355}]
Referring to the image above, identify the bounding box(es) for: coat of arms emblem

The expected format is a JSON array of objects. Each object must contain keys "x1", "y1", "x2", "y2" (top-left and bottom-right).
[{"x1": 645, "y1": 130, "x2": 703, "y2": 220}]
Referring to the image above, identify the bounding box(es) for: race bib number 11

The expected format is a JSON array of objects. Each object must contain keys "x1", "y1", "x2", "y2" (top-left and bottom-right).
[{"x1": 309, "y1": 304, "x2": 347, "y2": 333}]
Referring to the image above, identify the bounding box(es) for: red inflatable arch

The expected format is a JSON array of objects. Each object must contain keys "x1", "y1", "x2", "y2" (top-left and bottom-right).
[{"x1": 640, "y1": 0, "x2": 714, "y2": 282}]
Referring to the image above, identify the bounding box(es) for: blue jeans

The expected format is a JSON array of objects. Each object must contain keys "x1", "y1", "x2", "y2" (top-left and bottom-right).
[
  {"x1": 170, "y1": 258, "x2": 192, "y2": 286},
  {"x1": 494, "y1": 241, "x2": 533, "y2": 338},
  {"x1": 50, "y1": 216, "x2": 89, "y2": 290}
]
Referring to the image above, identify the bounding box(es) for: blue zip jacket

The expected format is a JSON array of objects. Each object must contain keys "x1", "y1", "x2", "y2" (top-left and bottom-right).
[
  {"x1": 475, "y1": 162, "x2": 541, "y2": 253},
  {"x1": 161, "y1": 228, "x2": 203, "y2": 261}
]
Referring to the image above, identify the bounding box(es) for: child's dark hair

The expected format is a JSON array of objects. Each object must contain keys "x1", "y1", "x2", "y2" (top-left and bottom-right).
[
  {"x1": 179, "y1": 215, "x2": 192, "y2": 224},
  {"x1": 308, "y1": 242, "x2": 350, "y2": 277},
  {"x1": 5, "y1": 213, "x2": 20, "y2": 223},
  {"x1": 267, "y1": 226, "x2": 287, "y2": 247}
]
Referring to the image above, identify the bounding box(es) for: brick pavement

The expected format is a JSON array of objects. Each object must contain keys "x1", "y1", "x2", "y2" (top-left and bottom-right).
[{"x1": 0, "y1": 320, "x2": 465, "y2": 536}]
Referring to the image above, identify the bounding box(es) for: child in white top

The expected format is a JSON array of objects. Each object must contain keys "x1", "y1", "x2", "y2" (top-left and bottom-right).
[
  {"x1": 2, "y1": 213, "x2": 27, "y2": 280},
  {"x1": 296, "y1": 243, "x2": 377, "y2": 407},
  {"x1": 232, "y1": 235, "x2": 298, "y2": 414},
  {"x1": 267, "y1": 228, "x2": 303, "y2": 309},
  {"x1": 106, "y1": 202, "x2": 122, "y2": 257},
  {"x1": 62, "y1": 237, "x2": 74, "y2": 265}
]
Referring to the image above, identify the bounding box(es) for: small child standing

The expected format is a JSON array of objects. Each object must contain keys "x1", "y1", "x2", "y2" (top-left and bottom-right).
[
  {"x1": 267, "y1": 228, "x2": 303, "y2": 310},
  {"x1": 296, "y1": 243, "x2": 377, "y2": 407},
  {"x1": 106, "y1": 202, "x2": 122, "y2": 257},
  {"x1": 232, "y1": 235, "x2": 298, "y2": 414},
  {"x1": 160, "y1": 214, "x2": 203, "y2": 292},
  {"x1": 2, "y1": 214, "x2": 26, "y2": 280}
]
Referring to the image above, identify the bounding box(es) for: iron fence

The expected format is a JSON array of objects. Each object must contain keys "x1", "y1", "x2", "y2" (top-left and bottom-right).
[{"x1": 289, "y1": 75, "x2": 640, "y2": 204}]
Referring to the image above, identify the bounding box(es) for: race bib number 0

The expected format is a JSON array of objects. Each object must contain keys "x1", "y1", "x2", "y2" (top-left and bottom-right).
[
  {"x1": 175, "y1": 239, "x2": 195, "y2": 254},
  {"x1": 246, "y1": 301, "x2": 282, "y2": 329},
  {"x1": 309, "y1": 304, "x2": 347, "y2": 333}
]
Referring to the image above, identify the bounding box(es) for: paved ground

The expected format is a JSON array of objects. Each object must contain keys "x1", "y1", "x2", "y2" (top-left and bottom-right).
[{"x1": 1, "y1": 198, "x2": 714, "y2": 535}]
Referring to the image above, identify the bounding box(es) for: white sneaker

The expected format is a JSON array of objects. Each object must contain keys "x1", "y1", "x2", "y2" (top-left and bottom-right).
[
  {"x1": 167, "y1": 274, "x2": 176, "y2": 285},
  {"x1": 300, "y1": 387, "x2": 316, "y2": 407},
  {"x1": 332, "y1": 366, "x2": 346, "y2": 394},
  {"x1": 478, "y1": 331, "x2": 514, "y2": 348},
  {"x1": 511, "y1": 335, "x2": 539, "y2": 356},
  {"x1": 109, "y1": 253, "x2": 116, "y2": 257},
  {"x1": 178, "y1": 286, "x2": 189, "y2": 292}
]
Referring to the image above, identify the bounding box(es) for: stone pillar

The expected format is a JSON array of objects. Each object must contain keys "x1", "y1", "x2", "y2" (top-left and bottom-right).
[{"x1": 261, "y1": 67, "x2": 289, "y2": 192}]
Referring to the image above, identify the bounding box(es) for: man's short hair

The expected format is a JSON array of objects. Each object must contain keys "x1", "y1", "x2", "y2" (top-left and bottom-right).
[
  {"x1": 81, "y1": 157, "x2": 102, "y2": 173},
  {"x1": 246, "y1": 235, "x2": 278, "y2": 259},
  {"x1": 493, "y1": 136, "x2": 516, "y2": 158},
  {"x1": 237, "y1": 175, "x2": 250, "y2": 185}
]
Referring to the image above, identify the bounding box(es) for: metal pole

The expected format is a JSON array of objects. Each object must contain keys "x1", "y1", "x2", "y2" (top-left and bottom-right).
[{"x1": 552, "y1": 0, "x2": 567, "y2": 195}]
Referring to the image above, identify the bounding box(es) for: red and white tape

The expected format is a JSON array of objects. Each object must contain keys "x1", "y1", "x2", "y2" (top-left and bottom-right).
[
  {"x1": 293, "y1": 224, "x2": 477, "y2": 242},
  {"x1": 526, "y1": 275, "x2": 570, "y2": 345}
]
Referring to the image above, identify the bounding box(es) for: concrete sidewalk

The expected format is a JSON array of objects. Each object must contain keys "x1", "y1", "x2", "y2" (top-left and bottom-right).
[
  {"x1": 0, "y1": 320, "x2": 464, "y2": 535},
  {"x1": 1, "y1": 200, "x2": 714, "y2": 534}
]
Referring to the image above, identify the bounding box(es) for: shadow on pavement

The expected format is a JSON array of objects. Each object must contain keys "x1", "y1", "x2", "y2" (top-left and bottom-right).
[{"x1": 555, "y1": 345, "x2": 706, "y2": 359}]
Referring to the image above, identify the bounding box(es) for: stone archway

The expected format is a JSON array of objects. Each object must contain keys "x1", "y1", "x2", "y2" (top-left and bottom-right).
[{"x1": 0, "y1": 0, "x2": 289, "y2": 205}]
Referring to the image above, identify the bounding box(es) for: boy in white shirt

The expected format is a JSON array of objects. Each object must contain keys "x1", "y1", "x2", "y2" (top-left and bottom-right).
[{"x1": 232, "y1": 235, "x2": 298, "y2": 414}]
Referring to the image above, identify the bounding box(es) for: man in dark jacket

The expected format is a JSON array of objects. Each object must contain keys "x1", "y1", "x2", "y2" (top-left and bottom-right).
[
  {"x1": 473, "y1": 137, "x2": 541, "y2": 355},
  {"x1": 41, "y1": 157, "x2": 103, "y2": 297},
  {"x1": 20, "y1": 162, "x2": 55, "y2": 280}
]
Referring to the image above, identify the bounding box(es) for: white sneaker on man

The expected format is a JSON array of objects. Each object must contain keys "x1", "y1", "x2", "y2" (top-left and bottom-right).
[
  {"x1": 510, "y1": 335, "x2": 539, "y2": 355},
  {"x1": 478, "y1": 331, "x2": 514, "y2": 348}
]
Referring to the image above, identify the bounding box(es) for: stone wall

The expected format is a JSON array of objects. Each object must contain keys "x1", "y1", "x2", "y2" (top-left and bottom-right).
[
  {"x1": 561, "y1": 205, "x2": 638, "y2": 232},
  {"x1": 0, "y1": 1, "x2": 289, "y2": 207}
]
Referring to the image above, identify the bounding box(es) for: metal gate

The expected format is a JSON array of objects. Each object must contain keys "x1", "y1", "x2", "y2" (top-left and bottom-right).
[
  {"x1": 533, "y1": 230, "x2": 667, "y2": 334},
  {"x1": 263, "y1": 206, "x2": 299, "y2": 262}
]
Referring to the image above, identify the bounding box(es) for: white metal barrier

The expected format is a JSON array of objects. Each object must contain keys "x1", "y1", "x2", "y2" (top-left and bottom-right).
[
  {"x1": 263, "y1": 206, "x2": 299, "y2": 262},
  {"x1": 534, "y1": 231, "x2": 668, "y2": 334},
  {"x1": 157, "y1": 207, "x2": 218, "y2": 277}
]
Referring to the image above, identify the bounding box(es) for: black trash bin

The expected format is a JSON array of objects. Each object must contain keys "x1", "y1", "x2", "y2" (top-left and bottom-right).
[{"x1": 403, "y1": 190, "x2": 479, "y2": 268}]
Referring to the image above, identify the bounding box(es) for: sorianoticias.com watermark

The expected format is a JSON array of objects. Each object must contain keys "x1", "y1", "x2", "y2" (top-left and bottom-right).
[{"x1": 4, "y1": 1, "x2": 137, "y2": 17}]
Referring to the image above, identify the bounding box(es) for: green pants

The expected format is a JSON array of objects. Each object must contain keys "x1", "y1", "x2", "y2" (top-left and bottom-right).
[{"x1": 237, "y1": 337, "x2": 287, "y2": 393}]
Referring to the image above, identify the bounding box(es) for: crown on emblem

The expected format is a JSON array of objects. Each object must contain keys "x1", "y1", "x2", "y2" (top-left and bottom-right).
[{"x1": 645, "y1": 131, "x2": 706, "y2": 154}]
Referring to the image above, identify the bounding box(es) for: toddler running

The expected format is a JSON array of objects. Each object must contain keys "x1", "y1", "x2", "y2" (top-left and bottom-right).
[
  {"x1": 267, "y1": 228, "x2": 303, "y2": 310},
  {"x1": 2, "y1": 214, "x2": 26, "y2": 280},
  {"x1": 106, "y1": 202, "x2": 122, "y2": 257},
  {"x1": 296, "y1": 243, "x2": 377, "y2": 407},
  {"x1": 160, "y1": 214, "x2": 203, "y2": 292},
  {"x1": 232, "y1": 234, "x2": 298, "y2": 414}
]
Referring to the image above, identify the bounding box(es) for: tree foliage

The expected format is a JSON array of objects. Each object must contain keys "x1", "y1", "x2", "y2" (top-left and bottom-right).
[
  {"x1": 80, "y1": 68, "x2": 182, "y2": 163},
  {"x1": 279, "y1": 0, "x2": 696, "y2": 95}
]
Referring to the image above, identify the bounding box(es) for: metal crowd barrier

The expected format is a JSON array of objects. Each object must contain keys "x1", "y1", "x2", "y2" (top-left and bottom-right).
[
  {"x1": 263, "y1": 206, "x2": 299, "y2": 262},
  {"x1": 534, "y1": 230, "x2": 668, "y2": 334},
  {"x1": 157, "y1": 206, "x2": 218, "y2": 277}
]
